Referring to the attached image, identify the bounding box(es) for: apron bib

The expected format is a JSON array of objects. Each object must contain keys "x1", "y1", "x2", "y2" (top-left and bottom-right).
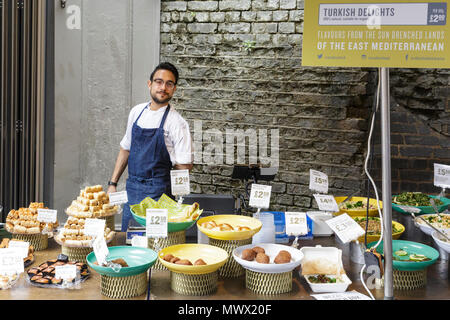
[{"x1": 122, "y1": 104, "x2": 172, "y2": 231}]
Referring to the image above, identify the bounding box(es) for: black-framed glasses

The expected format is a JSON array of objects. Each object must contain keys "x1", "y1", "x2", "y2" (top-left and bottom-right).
[{"x1": 153, "y1": 78, "x2": 175, "y2": 89}]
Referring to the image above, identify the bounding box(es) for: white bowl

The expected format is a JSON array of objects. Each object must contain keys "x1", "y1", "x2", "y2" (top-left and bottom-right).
[
  {"x1": 431, "y1": 230, "x2": 450, "y2": 254},
  {"x1": 233, "y1": 243, "x2": 303, "y2": 274},
  {"x1": 415, "y1": 214, "x2": 450, "y2": 236},
  {"x1": 304, "y1": 274, "x2": 352, "y2": 293}
]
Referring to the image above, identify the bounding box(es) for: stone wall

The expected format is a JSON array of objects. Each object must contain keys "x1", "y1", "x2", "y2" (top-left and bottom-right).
[{"x1": 160, "y1": 0, "x2": 450, "y2": 213}]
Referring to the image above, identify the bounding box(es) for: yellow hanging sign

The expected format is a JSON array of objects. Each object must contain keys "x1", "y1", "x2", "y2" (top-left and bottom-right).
[{"x1": 302, "y1": 0, "x2": 449, "y2": 68}]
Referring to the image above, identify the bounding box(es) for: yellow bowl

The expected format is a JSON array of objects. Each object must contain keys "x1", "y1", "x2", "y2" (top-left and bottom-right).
[
  {"x1": 334, "y1": 197, "x2": 383, "y2": 217},
  {"x1": 158, "y1": 244, "x2": 228, "y2": 275},
  {"x1": 197, "y1": 214, "x2": 262, "y2": 241},
  {"x1": 353, "y1": 216, "x2": 405, "y2": 243}
]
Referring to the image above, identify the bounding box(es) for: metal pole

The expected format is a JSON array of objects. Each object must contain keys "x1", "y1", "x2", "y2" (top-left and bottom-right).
[{"x1": 380, "y1": 67, "x2": 394, "y2": 300}]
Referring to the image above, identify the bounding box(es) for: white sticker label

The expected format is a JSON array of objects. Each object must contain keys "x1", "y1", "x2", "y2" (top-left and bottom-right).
[
  {"x1": 83, "y1": 218, "x2": 105, "y2": 237},
  {"x1": 108, "y1": 191, "x2": 128, "y2": 205},
  {"x1": 434, "y1": 163, "x2": 450, "y2": 189},
  {"x1": 93, "y1": 234, "x2": 108, "y2": 266},
  {"x1": 146, "y1": 209, "x2": 168, "y2": 238},
  {"x1": 8, "y1": 241, "x2": 29, "y2": 259},
  {"x1": 0, "y1": 249, "x2": 24, "y2": 275},
  {"x1": 396, "y1": 205, "x2": 421, "y2": 214},
  {"x1": 55, "y1": 265, "x2": 77, "y2": 280},
  {"x1": 311, "y1": 291, "x2": 371, "y2": 300},
  {"x1": 313, "y1": 194, "x2": 339, "y2": 212},
  {"x1": 131, "y1": 235, "x2": 148, "y2": 248},
  {"x1": 285, "y1": 212, "x2": 308, "y2": 236},
  {"x1": 309, "y1": 169, "x2": 329, "y2": 194},
  {"x1": 37, "y1": 209, "x2": 58, "y2": 223},
  {"x1": 249, "y1": 184, "x2": 272, "y2": 209},
  {"x1": 171, "y1": 170, "x2": 190, "y2": 196},
  {"x1": 325, "y1": 213, "x2": 366, "y2": 244}
]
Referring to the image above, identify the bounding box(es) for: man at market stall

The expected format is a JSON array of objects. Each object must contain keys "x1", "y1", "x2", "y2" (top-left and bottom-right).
[{"x1": 107, "y1": 62, "x2": 193, "y2": 231}]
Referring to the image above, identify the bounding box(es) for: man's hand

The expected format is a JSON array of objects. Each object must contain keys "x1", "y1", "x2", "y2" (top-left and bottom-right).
[{"x1": 107, "y1": 185, "x2": 117, "y2": 194}]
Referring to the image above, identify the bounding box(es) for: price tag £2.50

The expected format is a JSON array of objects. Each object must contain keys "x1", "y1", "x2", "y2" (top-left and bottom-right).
[
  {"x1": 146, "y1": 209, "x2": 168, "y2": 238},
  {"x1": 249, "y1": 184, "x2": 272, "y2": 209},
  {"x1": 285, "y1": 212, "x2": 308, "y2": 236},
  {"x1": 171, "y1": 169, "x2": 190, "y2": 196}
]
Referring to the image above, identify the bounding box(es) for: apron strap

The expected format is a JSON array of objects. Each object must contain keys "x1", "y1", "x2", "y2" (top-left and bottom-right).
[
  {"x1": 134, "y1": 103, "x2": 149, "y2": 125},
  {"x1": 159, "y1": 105, "x2": 171, "y2": 129}
]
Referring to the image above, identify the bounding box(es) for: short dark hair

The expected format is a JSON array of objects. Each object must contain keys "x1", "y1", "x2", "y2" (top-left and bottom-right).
[{"x1": 150, "y1": 62, "x2": 179, "y2": 85}]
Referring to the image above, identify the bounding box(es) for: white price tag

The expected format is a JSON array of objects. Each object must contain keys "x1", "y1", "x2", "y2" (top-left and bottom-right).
[
  {"x1": 249, "y1": 184, "x2": 272, "y2": 209},
  {"x1": 83, "y1": 218, "x2": 105, "y2": 237},
  {"x1": 93, "y1": 234, "x2": 108, "y2": 266},
  {"x1": 325, "y1": 213, "x2": 365, "y2": 244},
  {"x1": 0, "y1": 249, "x2": 24, "y2": 275},
  {"x1": 146, "y1": 209, "x2": 168, "y2": 238},
  {"x1": 55, "y1": 265, "x2": 77, "y2": 280},
  {"x1": 109, "y1": 191, "x2": 128, "y2": 205},
  {"x1": 37, "y1": 209, "x2": 58, "y2": 223},
  {"x1": 8, "y1": 241, "x2": 29, "y2": 259},
  {"x1": 131, "y1": 235, "x2": 148, "y2": 248},
  {"x1": 171, "y1": 170, "x2": 190, "y2": 196},
  {"x1": 396, "y1": 205, "x2": 421, "y2": 214},
  {"x1": 313, "y1": 194, "x2": 339, "y2": 212},
  {"x1": 311, "y1": 291, "x2": 371, "y2": 300},
  {"x1": 434, "y1": 163, "x2": 450, "y2": 189},
  {"x1": 309, "y1": 169, "x2": 329, "y2": 194},
  {"x1": 285, "y1": 212, "x2": 308, "y2": 236}
]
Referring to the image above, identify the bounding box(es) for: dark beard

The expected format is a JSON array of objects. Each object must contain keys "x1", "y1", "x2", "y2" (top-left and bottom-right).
[{"x1": 151, "y1": 92, "x2": 171, "y2": 105}]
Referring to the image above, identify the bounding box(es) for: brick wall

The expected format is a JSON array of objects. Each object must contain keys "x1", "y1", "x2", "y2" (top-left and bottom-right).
[{"x1": 160, "y1": 0, "x2": 450, "y2": 212}]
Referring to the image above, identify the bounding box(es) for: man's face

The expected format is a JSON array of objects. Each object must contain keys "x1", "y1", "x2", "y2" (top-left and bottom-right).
[{"x1": 148, "y1": 69, "x2": 176, "y2": 105}]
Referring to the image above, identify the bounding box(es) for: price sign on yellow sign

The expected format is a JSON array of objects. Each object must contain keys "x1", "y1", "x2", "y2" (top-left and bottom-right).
[{"x1": 302, "y1": 0, "x2": 449, "y2": 68}]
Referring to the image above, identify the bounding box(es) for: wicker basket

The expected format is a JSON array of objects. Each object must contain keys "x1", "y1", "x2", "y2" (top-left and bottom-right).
[
  {"x1": 381, "y1": 269, "x2": 427, "y2": 290},
  {"x1": 100, "y1": 272, "x2": 148, "y2": 299},
  {"x1": 170, "y1": 271, "x2": 218, "y2": 296},
  {"x1": 12, "y1": 233, "x2": 48, "y2": 251},
  {"x1": 246, "y1": 270, "x2": 292, "y2": 295},
  {"x1": 208, "y1": 237, "x2": 252, "y2": 278},
  {"x1": 61, "y1": 246, "x2": 92, "y2": 263}
]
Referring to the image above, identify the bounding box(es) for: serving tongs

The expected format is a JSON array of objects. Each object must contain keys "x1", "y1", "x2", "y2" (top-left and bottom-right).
[
  {"x1": 340, "y1": 190, "x2": 360, "y2": 205},
  {"x1": 101, "y1": 259, "x2": 123, "y2": 273},
  {"x1": 411, "y1": 212, "x2": 450, "y2": 242},
  {"x1": 430, "y1": 198, "x2": 442, "y2": 218}
]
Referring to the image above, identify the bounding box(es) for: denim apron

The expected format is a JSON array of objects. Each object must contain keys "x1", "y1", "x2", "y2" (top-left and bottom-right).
[{"x1": 122, "y1": 104, "x2": 172, "y2": 231}]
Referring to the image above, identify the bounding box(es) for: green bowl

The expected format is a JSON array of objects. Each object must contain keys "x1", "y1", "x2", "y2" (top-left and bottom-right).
[
  {"x1": 86, "y1": 246, "x2": 157, "y2": 277},
  {"x1": 130, "y1": 207, "x2": 199, "y2": 233},
  {"x1": 392, "y1": 195, "x2": 450, "y2": 215},
  {"x1": 367, "y1": 240, "x2": 439, "y2": 271}
]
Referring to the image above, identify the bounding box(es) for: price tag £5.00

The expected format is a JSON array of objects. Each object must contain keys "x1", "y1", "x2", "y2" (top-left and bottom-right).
[
  {"x1": 309, "y1": 169, "x2": 329, "y2": 194},
  {"x1": 285, "y1": 212, "x2": 308, "y2": 236},
  {"x1": 434, "y1": 163, "x2": 450, "y2": 189},
  {"x1": 325, "y1": 213, "x2": 365, "y2": 244},
  {"x1": 249, "y1": 184, "x2": 272, "y2": 209},
  {"x1": 171, "y1": 169, "x2": 190, "y2": 196},
  {"x1": 313, "y1": 194, "x2": 339, "y2": 212},
  {"x1": 146, "y1": 209, "x2": 168, "y2": 238}
]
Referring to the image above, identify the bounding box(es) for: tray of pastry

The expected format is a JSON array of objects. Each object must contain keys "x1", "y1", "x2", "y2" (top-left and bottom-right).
[{"x1": 26, "y1": 254, "x2": 90, "y2": 287}]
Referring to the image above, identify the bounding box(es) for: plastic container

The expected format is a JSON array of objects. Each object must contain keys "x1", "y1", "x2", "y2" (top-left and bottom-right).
[
  {"x1": 304, "y1": 274, "x2": 352, "y2": 293},
  {"x1": 252, "y1": 212, "x2": 275, "y2": 244},
  {"x1": 306, "y1": 211, "x2": 334, "y2": 236}
]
